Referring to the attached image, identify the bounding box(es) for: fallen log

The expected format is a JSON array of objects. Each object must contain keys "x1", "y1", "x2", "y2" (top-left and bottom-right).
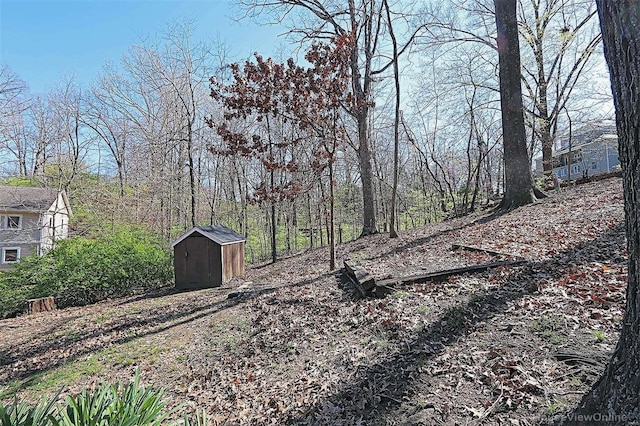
[
  {"x1": 344, "y1": 259, "x2": 376, "y2": 296},
  {"x1": 26, "y1": 296, "x2": 56, "y2": 315},
  {"x1": 344, "y1": 257, "x2": 527, "y2": 297},
  {"x1": 376, "y1": 259, "x2": 527, "y2": 288},
  {"x1": 451, "y1": 243, "x2": 523, "y2": 259},
  {"x1": 552, "y1": 350, "x2": 605, "y2": 367}
]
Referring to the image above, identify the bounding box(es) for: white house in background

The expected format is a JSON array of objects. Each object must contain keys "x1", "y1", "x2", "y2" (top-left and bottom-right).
[{"x1": 0, "y1": 186, "x2": 72, "y2": 269}]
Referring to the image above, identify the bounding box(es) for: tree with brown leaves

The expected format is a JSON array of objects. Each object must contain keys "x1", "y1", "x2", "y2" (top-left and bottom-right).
[{"x1": 209, "y1": 35, "x2": 353, "y2": 268}]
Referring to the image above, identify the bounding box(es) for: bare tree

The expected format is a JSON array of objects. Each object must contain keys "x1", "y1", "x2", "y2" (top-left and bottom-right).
[
  {"x1": 384, "y1": 0, "x2": 401, "y2": 238},
  {"x1": 0, "y1": 65, "x2": 30, "y2": 176},
  {"x1": 129, "y1": 22, "x2": 213, "y2": 228},
  {"x1": 518, "y1": 0, "x2": 603, "y2": 177},
  {"x1": 84, "y1": 90, "x2": 131, "y2": 197},
  {"x1": 28, "y1": 95, "x2": 56, "y2": 180},
  {"x1": 0, "y1": 105, "x2": 29, "y2": 176},
  {"x1": 0, "y1": 64, "x2": 27, "y2": 110},
  {"x1": 420, "y1": 0, "x2": 606, "y2": 189},
  {"x1": 159, "y1": 23, "x2": 213, "y2": 228},
  {"x1": 48, "y1": 78, "x2": 91, "y2": 191},
  {"x1": 86, "y1": 23, "x2": 216, "y2": 236}
]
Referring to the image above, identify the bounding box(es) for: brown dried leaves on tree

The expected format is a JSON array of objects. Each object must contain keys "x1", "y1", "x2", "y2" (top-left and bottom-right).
[{"x1": 207, "y1": 34, "x2": 354, "y2": 206}]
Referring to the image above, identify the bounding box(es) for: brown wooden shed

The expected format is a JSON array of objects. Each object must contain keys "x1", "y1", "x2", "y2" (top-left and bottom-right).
[{"x1": 171, "y1": 225, "x2": 245, "y2": 290}]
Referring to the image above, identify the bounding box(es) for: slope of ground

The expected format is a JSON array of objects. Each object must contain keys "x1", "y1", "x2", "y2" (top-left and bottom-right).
[{"x1": 0, "y1": 177, "x2": 627, "y2": 425}]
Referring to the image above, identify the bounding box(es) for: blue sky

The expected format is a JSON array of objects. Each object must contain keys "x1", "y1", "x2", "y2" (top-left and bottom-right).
[{"x1": 0, "y1": 0, "x2": 285, "y2": 94}]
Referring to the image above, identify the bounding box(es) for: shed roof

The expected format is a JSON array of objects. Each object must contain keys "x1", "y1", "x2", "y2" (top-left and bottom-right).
[
  {"x1": 171, "y1": 225, "x2": 246, "y2": 247},
  {"x1": 0, "y1": 185, "x2": 66, "y2": 213}
]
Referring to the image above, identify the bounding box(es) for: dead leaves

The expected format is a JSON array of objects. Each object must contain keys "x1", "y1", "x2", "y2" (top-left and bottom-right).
[{"x1": 0, "y1": 177, "x2": 629, "y2": 425}]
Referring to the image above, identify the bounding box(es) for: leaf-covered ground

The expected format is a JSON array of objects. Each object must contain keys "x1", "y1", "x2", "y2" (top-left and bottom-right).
[{"x1": 0, "y1": 177, "x2": 627, "y2": 425}]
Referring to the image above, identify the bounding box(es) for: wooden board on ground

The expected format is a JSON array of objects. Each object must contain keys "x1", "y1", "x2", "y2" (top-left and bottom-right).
[
  {"x1": 376, "y1": 259, "x2": 527, "y2": 288},
  {"x1": 343, "y1": 259, "x2": 376, "y2": 296},
  {"x1": 451, "y1": 243, "x2": 525, "y2": 260},
  {"x1": 344, "y1": 257, "x2": 527, "y2": 297}
]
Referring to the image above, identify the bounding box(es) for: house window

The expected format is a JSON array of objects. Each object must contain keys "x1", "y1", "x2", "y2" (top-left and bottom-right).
[
  {"x1": 1, "y1": 215, "x2": 22, "y2": 230},
  {"x1": 7, "y1": 215, "x2": 21, "y2": 229},
  {"x1": 592, "y1": 161, "x2": 597, "y2": 170},
  {"x1": 571, "y1": 153, "x2": 582, "y2": 164},
  {"x1": 2, "y1": 247, "x2": 20, "y2": 263}
]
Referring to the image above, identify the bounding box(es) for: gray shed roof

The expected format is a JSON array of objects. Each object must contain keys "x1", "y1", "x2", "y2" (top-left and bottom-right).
[
  {"x1": 0, "y1": 185, "x2": 61, "y2": 212},
  {"x1": 171, "y1": 225, "x2": 246, "y2": 247}
]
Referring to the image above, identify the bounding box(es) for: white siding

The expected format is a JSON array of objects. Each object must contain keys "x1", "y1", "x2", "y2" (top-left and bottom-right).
[
  {"x1": 41, "y1": 192, "x2": 70, "y2": 252},
  {"x1": 0, "y1": 191, "x2": 71, "y2": 268}
]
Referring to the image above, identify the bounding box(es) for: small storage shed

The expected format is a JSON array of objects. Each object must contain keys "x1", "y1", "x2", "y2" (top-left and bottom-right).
[{"x1": 171, "y1": 225, "x2": 245, "y2": 290}]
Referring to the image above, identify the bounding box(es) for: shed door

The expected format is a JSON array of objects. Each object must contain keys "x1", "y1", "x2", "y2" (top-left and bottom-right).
[{"x1": 183, "y1": 235, "x2": 210, "y2": 287}]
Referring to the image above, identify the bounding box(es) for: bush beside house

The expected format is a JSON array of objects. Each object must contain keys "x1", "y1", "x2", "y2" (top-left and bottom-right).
[{"x1": 0, "y1": 228, "x2": 172, "y2": 318}]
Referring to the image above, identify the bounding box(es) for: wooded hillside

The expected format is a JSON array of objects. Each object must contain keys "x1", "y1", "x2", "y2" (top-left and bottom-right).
[{"x1": 0, "y1": 177, "x2": 626, "y2": 424}]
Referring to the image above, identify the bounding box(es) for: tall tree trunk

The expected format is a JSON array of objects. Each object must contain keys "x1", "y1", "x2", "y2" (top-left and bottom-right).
[
  {"x1": 494, "y1": 0, "x2": 538, "y2": 210},
  {"x1": 328, "y1": 160, "x2": 336, "y2": 270},
  {"x1": 187, "y1": 131, "x2": 197, "y2": 228},
  {"x1": 575, "y1": 2, "x2": 640, "y2": 419},
  {"x1": 535, "y1": 35, "x2": 553, "y2": 176},
  {"x1": 358, "y1": 113, "x2": 377, "y2": 236},
  {"x1": 348, "y1": 0, "x2": 377, "y2": 237},
  {"x1": 265, "y1": 117, "x2": 278, "y2": 263},
  {"x1": 271, "y1": 170, "x2": 277, "y2": 264},
  {"x1": 293, "y1": 199, "x2": 298, "y2": 252},
  {"x1": 385, "y1": 0, "x2": 400, "y2": 239},
  {"x1": 319, "y1": 178, "x2": 327, "y2": 248},
  {"x1": 307, "y1": 194, "x2": 314, "y2": 249},
  {"x1": 285, "y1": 206, "x2": 292, "y2": 253}
]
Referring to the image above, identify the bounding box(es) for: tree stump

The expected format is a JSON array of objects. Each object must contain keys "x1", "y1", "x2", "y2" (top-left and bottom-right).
[{"x1": 26, "y1": 297, "x2": 56, "y2": 314}]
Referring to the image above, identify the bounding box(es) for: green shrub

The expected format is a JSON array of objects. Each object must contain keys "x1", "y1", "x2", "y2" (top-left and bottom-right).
[
  {"x1": 0, "y1": 394, "x2": 58, "y2": 426},
  {"x1": 55, "y1": 374, "x2": 169, "y2": 426},
  {"x1": 0, "y1": 281, "x2": 32, "y2": 320},
  {"x1": 0, "y1": 373, "x2": 206, "y2": 425},
  {"x1": 0, "y1": 228, "x2": 173, "y2": 317}
]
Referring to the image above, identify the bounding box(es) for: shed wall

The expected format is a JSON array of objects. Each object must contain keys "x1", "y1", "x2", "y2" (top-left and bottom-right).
[
  {"x1": 222, "y1": 242, "x2": 245, "y2": 282},
  {"x1": 174, "y1": 235, "x2": 223, "y2": 289}
]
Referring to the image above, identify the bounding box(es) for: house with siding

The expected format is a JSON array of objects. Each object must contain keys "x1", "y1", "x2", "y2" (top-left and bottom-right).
[
  {"x1": 535, "y1": 122, "x2": 620, "y2": 180},
  {"x1": 550, "y1": 134, "x2": 619, "y2": 181},
  {"x1": 0, "y1": 186, "x2": 72, "y2": 269}
]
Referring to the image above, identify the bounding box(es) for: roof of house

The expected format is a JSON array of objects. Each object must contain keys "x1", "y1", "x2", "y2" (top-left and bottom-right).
[
  {"x1": 535, "y1": 133, "x2": 619, "y2": 161},
  {"x1": 171, "y1": 225, "x2": 246, "y2": 247},
  {"x1": 553, "y1": 134, "x2": 618, "y2": 157},
  {"x1": 0, "y1": 185, "x2": 68, "y2": 213}
]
